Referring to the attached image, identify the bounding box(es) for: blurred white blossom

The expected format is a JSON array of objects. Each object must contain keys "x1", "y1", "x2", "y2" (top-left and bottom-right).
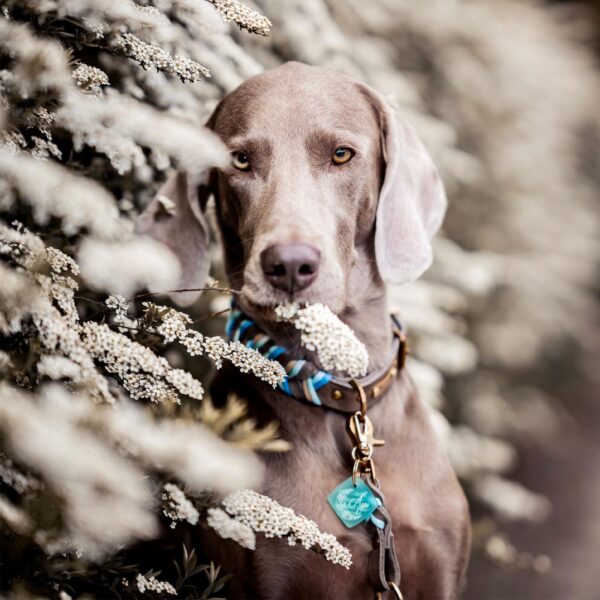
[
  {"x1": 207, "y1": 506, "x2": 256, "y2": 549},
  {"x1": 162, "y1": 483, "x2": 200, "y2": 528},
  {"x1": 473, "y1": 475, "x2": 553, "y2": 523},
  {"x1": 78, "y1": 236, "x2": 181, "y2": 297}
]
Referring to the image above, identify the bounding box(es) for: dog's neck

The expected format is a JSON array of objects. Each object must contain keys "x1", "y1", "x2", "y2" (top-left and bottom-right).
[{"x1": 339, "y1": 290, "x2": 392, "y2": 372}]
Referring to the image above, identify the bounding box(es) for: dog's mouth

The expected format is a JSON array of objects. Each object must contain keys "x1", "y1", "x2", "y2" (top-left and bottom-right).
[
  {"x1": 237, "y1": 295, "x2": 279, "y2": 321},
  {"x1": 237, "y1": 261, "x2": 347, "y2": 321},
  {"x1": 237, "y1": 284, "x2": 305, "y2": 317}
]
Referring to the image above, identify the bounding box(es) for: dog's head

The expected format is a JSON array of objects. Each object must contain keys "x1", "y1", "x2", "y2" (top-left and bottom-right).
[{"x1": 139, "y1": 62, "x2": 446, "y2": 315}]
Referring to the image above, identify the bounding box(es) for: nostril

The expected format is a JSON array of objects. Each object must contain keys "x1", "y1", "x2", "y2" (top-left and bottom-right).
[
  {"x1": 298, "y1": 263, "x2": 315, "y2": 276},
  {"x1": 268, "y1": 263, "x2": 286, "y2": 277}
]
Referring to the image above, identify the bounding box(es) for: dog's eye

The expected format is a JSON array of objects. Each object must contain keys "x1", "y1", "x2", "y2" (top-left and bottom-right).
[
  {"x1": 232, "y1": 151, "x2": 250, "y2": 171},
  {"x1": 332, "y1": 146, "x2": 354, "y2": 165}
]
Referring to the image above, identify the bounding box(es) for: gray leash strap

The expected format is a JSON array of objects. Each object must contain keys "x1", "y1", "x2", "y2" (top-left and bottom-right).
[{"x1": 366, "y1": 478, "x2": 402, "y2": 598}]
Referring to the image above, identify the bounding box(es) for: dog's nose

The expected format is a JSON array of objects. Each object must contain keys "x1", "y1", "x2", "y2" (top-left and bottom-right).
[{"x1": 260, "y1": 244, "x2": 321, "y2": 294}]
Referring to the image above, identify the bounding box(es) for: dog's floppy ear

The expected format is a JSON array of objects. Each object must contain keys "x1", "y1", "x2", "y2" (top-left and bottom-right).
[
  {"x1": 364, "y1": 87, "x2": 447, "y2": 285},
  {"x1": 136, "y1": 171, "x2": 212, "y2": 306}
]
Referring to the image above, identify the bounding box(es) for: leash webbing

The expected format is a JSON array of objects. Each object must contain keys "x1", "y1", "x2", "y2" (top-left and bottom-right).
[{"x1": 343, "y1": 380, "x2": 403, "y2": 599}]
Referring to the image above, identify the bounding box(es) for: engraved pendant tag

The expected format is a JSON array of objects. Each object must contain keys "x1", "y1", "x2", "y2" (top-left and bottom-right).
[{"x1": 327, "y1": 477, "x2": 379, "y2": 528}]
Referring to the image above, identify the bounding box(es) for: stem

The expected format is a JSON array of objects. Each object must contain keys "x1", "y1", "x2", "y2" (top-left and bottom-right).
[
  {"x1": 130, "y1": 286, "x2": 240, "y2": 303},
  {"x1": 74, "y1": 296, "x2": 106, "y2": 308},
  {"x1": 192, "y1": 308, "x2": 231, "y2": 324}
]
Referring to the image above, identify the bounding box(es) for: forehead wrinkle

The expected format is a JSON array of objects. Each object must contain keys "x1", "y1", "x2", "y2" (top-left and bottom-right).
[
  {"x1": 226, "y1": 134, "x2": 271, "y2": 154},
  {"x1": 304, "y1": 127, "x2": 370, "y2": 152}
]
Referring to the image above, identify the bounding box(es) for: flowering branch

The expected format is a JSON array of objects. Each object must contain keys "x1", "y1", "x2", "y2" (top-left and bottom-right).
[
  {"x1": 208, "y1": 489, "x2": 352, "y2": 569},
  {"x1": 276, "y1": 302, "x2": 369, "y2": 377}
]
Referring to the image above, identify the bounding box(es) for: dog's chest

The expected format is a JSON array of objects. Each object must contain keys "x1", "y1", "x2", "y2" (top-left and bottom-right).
[
  {"x1": 253, "y1": 408, "x2": 444, "y2": 598},
  {"x1": 211, "y1": 371, "x2": 467, "y2": 599}
]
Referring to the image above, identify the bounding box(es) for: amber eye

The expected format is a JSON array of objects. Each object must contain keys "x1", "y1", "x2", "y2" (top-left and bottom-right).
[
  {"x1": 332, "y1": 146, "x2": 354, "y2": 165},
  {"x1": 232, "y1": 151, "x2": 250, "y2": 171}
]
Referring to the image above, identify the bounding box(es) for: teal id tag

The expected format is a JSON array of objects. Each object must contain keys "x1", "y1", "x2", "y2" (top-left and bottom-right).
[{"x1": 327, "y1": 477, "x2": 379, "y2": 528}]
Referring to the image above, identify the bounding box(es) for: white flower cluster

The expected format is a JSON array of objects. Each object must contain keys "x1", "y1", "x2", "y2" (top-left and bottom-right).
[
  {"x1": 0, "y1": 380, "x2": 262, "y2": 558},
  {"x1": 162, "y1": 483, "x2": 200, "y2": 528},
  {"x1": 0, "y1": 263, "x2": 41, "y2": 334},
  {"x1": 0, "y1": 454, "x2": 39, "y2": 494},
  {"x1": 0, "y1": 384, "x2": 159, "y2": 558},
  {"x1": 220, "y1": 489, "x2": 352, "y2": 569},
  {"x1": 148, "y1": 305, "x2": 286, "y2": 388},
  {"x1": 207, "y1": 0, "x2": 272, "y2": 36},
  {"x1": 105, "y1": 294, "x2": 129, "y2": 321},
  {"x1": 136, "y1": 573, "x2": 177, "y2": 596},
  {"x1": 81, "y1": 321, "x2": 205, "y2": 402},
  {"x1": 78, "y1": 236, "x2": 180, "y2": 297},
  {"x1": 55, "y1": 89, "x2": 229, "y2": 175},
  {"x1": 46, "y1": 246, "x2": 80, "y2": 276},
  {"x1": 101, "y1": 400, "x2": 263, "y2": 496},
  {"x1": 0, "y1": 224, "x2": 204, "y2": 405},
  {"x1": 275, "y1": 303, "x2": 369, "y2": 378},
  {"x1": 31, "y1": 136, "x2": 62, "y2": 160},
  {"x1": 37, "y1": 355, "x2": 82, "y2": 381},
  {"x1": 206, "y1": 507, "x2": 256, "y2": 550},
  {"x1": 0, "y1": 150, "x2": 122, "y2": 237},
  {"x1": 72, "y1": 63, "x2": 110, "y2": 95},
  {"x1": 114, "y1": 33, "x2": 210, "y2": 83}
]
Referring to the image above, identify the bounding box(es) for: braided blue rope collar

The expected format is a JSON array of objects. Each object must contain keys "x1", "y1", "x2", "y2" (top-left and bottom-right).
[{"x1": 226, "y1": 305, "x2": 407, "y2": 411}]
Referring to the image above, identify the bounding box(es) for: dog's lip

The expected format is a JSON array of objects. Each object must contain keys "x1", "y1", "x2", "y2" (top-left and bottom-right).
[
  {"x1": 238, "y1": 289, "x2": 343, "y2": 318},
  {"x1": 237, "y1": 294, "x2": 280, "y2": 320}
]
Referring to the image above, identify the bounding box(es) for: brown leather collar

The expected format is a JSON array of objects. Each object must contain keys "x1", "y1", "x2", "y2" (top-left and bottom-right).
[
  {"x1": 226, "y1": 309, "x2": 408, "y2": 414},
  {"x1": 317, "y1": 318, "x2": 408, "y2": 413}
]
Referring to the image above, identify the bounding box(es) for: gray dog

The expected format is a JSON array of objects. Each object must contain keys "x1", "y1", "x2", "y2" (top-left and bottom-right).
[{"x1": 139, "y1": 62, "x2": 470, "y2": 600}]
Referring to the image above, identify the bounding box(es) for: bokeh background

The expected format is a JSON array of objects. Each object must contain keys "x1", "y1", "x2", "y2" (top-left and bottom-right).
[{"x1": 0, "y1": 0, "x2": 599, "y2": 598}]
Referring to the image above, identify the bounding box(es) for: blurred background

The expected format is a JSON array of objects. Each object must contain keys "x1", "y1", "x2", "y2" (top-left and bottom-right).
[{"x1": 0, "y1": 0, "x2": 598, "y2": 598}]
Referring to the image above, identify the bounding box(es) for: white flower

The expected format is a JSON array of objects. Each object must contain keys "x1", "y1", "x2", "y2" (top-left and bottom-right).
[
  {"x1": 101, "y1": 401, "x2": 263, "y2": 496},
  {"x1": 162, "y1": 483, "x2": 199, "y2": 528},
  {"x1": 206, "y1": 0, "x2": 272, "y2": 36},
  {"x1": 55, "y1": 89, "x2": 229, "y2": 175},
  {"x1": 105, "y1": 294, "x2": 129, "y2": 319},
  {"x1": 206, "y1": 507, "x2": 256, "y2": 549},
  {"x1": 0, "y1": 384, "x2": 158, "y2": 558},
  {"x1": 38, "y1": 355, "x2": 82, "y2": 380},
  {"x1": 114, "y1": 33, "x2": 209, "y2": 83},
  {"x1": 0, "y1": 150, "x2": 122, "y2": 237},
  {"x1": 78, "y1": 236, "x2": 181, "y2": 297},
  {"x1": 275, "y1": 303, "x2": 369, "y2": 378},
  {"x1": 149, "y1": 306, "x2": 286, "y2": 388},
  {"x1": 81, "y1": 321, "x2": 205, "y2": 402},
  {"x1": 72, "y1": 63, "x2": 109, "y2": 95},
  {"x1": 136, "y1": 573, "x2": 177, "y2": 596},
  {"x1": 220, "y1": 489, "x2": 352, "y2": 569}
]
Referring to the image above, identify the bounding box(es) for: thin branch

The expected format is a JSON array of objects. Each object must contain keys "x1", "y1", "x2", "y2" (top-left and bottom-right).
[
  {"x1": 74, "y1": 296, "x2": 106, "y2": 308},
  {"x1": 192, "y1": 308, "x2": 231, "y2": 324},
  {"x1": 130, "y1": 286, "x2": 240, "y2": 303}
]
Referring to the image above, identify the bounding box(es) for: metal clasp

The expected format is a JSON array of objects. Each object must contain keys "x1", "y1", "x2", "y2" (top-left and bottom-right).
[
  {"x1": 346, "y1": 378, "x2": 385, "y2": 486},
  {"x1": 348, "y1": 412, "x2": 385, "y2": 453}
]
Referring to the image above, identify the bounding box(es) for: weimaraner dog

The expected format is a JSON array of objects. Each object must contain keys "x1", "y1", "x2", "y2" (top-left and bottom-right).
[{"x1": 140, "y1": 62, "x2": 470, "y2": 599}]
